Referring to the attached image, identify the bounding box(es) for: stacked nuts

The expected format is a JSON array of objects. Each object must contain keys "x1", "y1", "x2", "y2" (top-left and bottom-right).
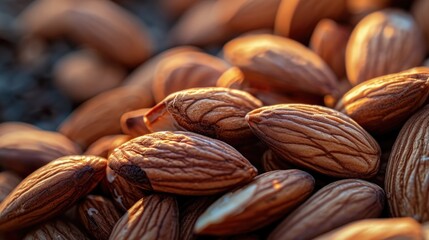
[{"x1": 0, "y1": 0, "x2": 429, "y2": 239}]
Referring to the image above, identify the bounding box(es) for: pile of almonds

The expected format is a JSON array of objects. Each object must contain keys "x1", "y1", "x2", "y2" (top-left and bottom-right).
[{"x1": 1, "y1": 0, "x2": 429, "y2": 239}]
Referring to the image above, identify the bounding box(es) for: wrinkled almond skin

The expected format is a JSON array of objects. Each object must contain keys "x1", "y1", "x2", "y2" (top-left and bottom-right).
[
  {"x1": 195, "y1": 170, "x2": 315, "y2": 235},
  {"x1": 85, "y1": 135, "x2": 132, "y2": 158},
  {"x1": 346, "y1": 9, "x2": 426, "y2": 85},
  {"x1": 223, "y1": 34, "x2": 338, "y2": 96},
  {"x1": 0, "y1": 172, "x2": 21, "y2": 203},
  {"x1": 23, "y1": 219, "x2": 89, "y2": 240},
  {"x1": 180, "y1": 196, "x2": 216, "y2": 240},
  {"x1": 120, "y1": 109, "x2": 151, "y2": 137},
  {"x1": 335, "y1": 72, "x2": 429, "y2": 134},
  {"x1": 152, "y1": 51, "x2": 229, "y2": 103},
  {"x1": 78, "y1": 195, "x2": 121, "y2": 240},
  {"x1": 109, "y1": 131, "x2": 257, "y2": 195},
  {"x1": 314, "y1": 218, "x2": 424, "y2": 240},
  {"x1": 385, "y1": 105, "x2": 429, "y2": 222},
  {"x1": 246, "y1": 104, "x2": 381, "y2": 178},
  {"x1": 109, "y1": 194, "x2": 179, "y2": 240},
  {"x1": 275, "y1": 0, "x2": 347, "y2": 41},
  {"x1": 269, "y1": 179, "x2": 385, "y2": 240},
  {"x1": 144, "y1": 87, "x2": 262, "y2": 145},
  {"x1": 0, "y1": 130, "x2": 81, "y2": 176},
  {"x1": 0, "y1": 155, "x2": 107, "y2": 231}
]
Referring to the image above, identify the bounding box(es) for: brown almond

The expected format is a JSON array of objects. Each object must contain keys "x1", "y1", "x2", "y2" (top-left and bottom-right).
[
  {"x1": 314, "y1": 218, "x2": 424, "y2": 240},
  {"x1": 0, "y1": 155, "x2": 106, "y2": 231},
  {"x1": 385, "y1": 105, "x2": 429, "y2": 222},
  {"x1": 109, "y1": 194, "x2": 179, "y2": 240},
  {"x1": 85, "y1": 135, "x2": 132, "y2": 158},
  {"x1": 0, "y1": 122, "x2": 39, "y2": 136},
  {"x1": 78, "y1": 195, "x2": 121, "y2": 240},
  {"x1": 335, "y1": 72, "x2": 429, "y2": 134},
  {"x1": 269, "y1": 179, "x2": 385, "y2": 240},
  {"x1": 120, "y1": 109, "x2": 151, "y2": 138},
  {"x1": 216, "y1": 67, "x2": 248, "y2": 90},
  {"x1": 346, "y1": 9, "x2": 426, "y2": 85},
  {"x1": 24, "y1": 219, "x2": 90, "y2": 240},
  {"x1": 0, "y1": 172, "x2": 22, "y2": 203},
  {"x1": 246, "y1": 104, "x2": 381, "y2": 178},
  {"x1": 144, "y1": 87, "x2": 262, "y2": 145},
  {"x1": 223, "y1": 34, "x2": 338, "y2": 96},
  {"x1": 58, "y1": 86, "x2": 153, "y2": 149},
  {"x1": 412, "y1": 0, "x2": 429, "y2": 51},
  {"x1": 109, "y1": 131, "x2": 257, "y2": 195},
  {"x1": 0, "y1": 130, "x2": 81, "y2": 176},
  {"x1": 195, "y1": 170, "x2": 315, "y2": 235}
]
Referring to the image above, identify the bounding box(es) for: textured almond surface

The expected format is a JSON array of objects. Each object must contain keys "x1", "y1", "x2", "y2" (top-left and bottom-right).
[
  {"x1": 195, "y1": 170, "x2": 314, "y2": 235},
  {"x1": 247, "y1": 104, "x2": 381, "y2": 178},
  {"x1": 223, "y1": 34, "x2": 338, "y2": 96},
  {"x1": 109, "y1": 131, "x2": 257, "y2": 195},
  {"x1": 385, "y1": 105, "x2": 429, "y2": 222},
  {"x1": 78, "y1": 195, "x2": 121, "y2": 240},
  {"x1": 23, "y1": 219, "x2": 89, "y2": 240},
  {"x1": 145, "y1": 87, "x2": 262, "y2": 145},
  {"x1": 314, "y1": 218, "x2": 424, "y2": 240},
  {"x1": 335, "y1": 72, "x2": 429, "y2": 134},
  {"x1": 0, "y1": 155, "x2": 107, "y2": 230},
  {"x1": 109, "y1": 194, "x2": 179, "y2": 240},
  {"x1": 346, "y1": 9, "x2": 426, "y2": 85},
  {"x1": 269, "y1": 179, "x2": 385, "y2": 240}
]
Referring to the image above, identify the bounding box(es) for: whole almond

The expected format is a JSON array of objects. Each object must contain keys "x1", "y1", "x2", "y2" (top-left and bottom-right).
[
  {"x1": 0, "y1": 172, "x2": 22, "y2": 203},
  {"x1": 0, "y1": 129, "x2": 81, "y2": 176},
  {"x1": 223, "y1": 34, "x2": 338, "y2": 96},
  {"x1": 346, "y1": 9, "x2": 426, "y2": 85},
  {"x1": 78, "y1": 195, "x2": 121, "y2": 240},
  {"x1": 385, "y1": 105, "x2": 429, "y2": 222},
  {"x1": 269, "y1": 179, "x2": 385, "y2": 240},
  {"x1": 109, "y1": 194, "x2": 179, "y2": 240},
  {"x1": 85, "y1": 135, "x2": 132, "y2": 158},
  {"x1": 0, "y1": 155, "x2": 106, "y2": 231},
  {"x1": 335, "y1": 72, "x2": 429, "y2": 134},
  {"x1": 246, "y1": 104, "x2": 381, "y2": 178},
  {"x1": 144, "y1": 87, "x2": 262, "y2": 145},
  {"x1": 314, "y1": 218, "x2": 424, "y2": 240},
  {"x1": 195, "y1": 170, "x2": 315, "y2": 235},
  {"x1": 275, "y1": 0, "x2": 347, "y2": 41},
  {"x1": 109, "y1": 131, "x2": 257, "y2": 195},
  {"x1": 152, "y1": 51, "x2": 229, "y2": 103},
  {"x1": 24, "y1": 219, "x2": 89, "y2": 240}
]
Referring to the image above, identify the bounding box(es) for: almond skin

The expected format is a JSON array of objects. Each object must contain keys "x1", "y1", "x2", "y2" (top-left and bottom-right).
[
  {"x1": 0, "y1": 155, "x2": 107, "y2": 231},
  {"x1": 335, "y1": 72, "x2": 429, "y2": 134},
  {"x1": 23, "y1": 219, "x2": 90, "y2": 240},
  {"x1": 385, "y1": 105, "x2": 429, "y2": 222},
  {"x1": 195, "y1": 170, "x2": 315, "y2": 235},
  {"x1": 109, "y1": 131, "x2": 257, "y2": 195},
  {"x1": 144, "y1": 87, "x2": 262, "y2": 145},
  {"x1": 346, "y1": 9, "x2": 426, "y2": 85},
  {"x1": 223, "y1": 34, "x2": 338, "y2": 96},
  {"x1": 314, "y1": 218, "x2": 424, "y2": 240},
  {"x1": 246, "y1": 104, "x2": 381, "y2": 178},
  {"x1": 109, "y1": 194, "x2": 179, "y2": 240},
  {"x1": 269, "y1": 179, "x2": 385, "y2": 240}
]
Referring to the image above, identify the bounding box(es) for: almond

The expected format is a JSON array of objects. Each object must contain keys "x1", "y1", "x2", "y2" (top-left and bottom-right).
[
  {"x1": 346, "y1": 9, "x2": 426, "y2": 85},
  {"x1": 412, "y1": 0, "x2": 429, "y2": 51},
  {"x1": 385, "y1": 105, "x2": 429, "y2": 222},
  {"x1": 314, "y1": 218, "x2": 424, "y2": 240},
  {"x1": 85, "y1": 135, "x2": 132, "y2": 158},
  {"x1": 109, "y1": 194, "x2": 179, "y2": 240},
  {"x1": 0, "y1": 172, "x2": 21, "y2": 203},
  {"x1": 335, "y1": 72, "x2": 429, "y2": 134},
  {"x1": 216, "y1": 67, "x2": 248, "y2": 90},
  {"x1": 0, "y1": 129, "x2": 81, "y2": 176},
  {"x1": 246, "y1": 104, "x2": 381, "y2": 178},
  {"x1": 0, "y1": 155, "x2": 106, "y2": 230},
  {"x1": 109, "y1": 131, "x2": 257, "y2": 195},
  {"x1": 223, "y1": 34, "x2": 338, "y2": 96},
  {"x1": 23, "y1": 219, "x2": 90, "y2": 240},
  {"x1": 144, "y1": 87, "x2": 262, "y2": 145},
  {"x1": 120, "y1": 109, "x2": 151, "y2": 138},
  {"x1": 0, "y1": 122, "x2": 38, "y2": 136},
  {"x1": 269, "y1": 179, "x2": 385, "y2": 240},
  {"x1": 78, "y1": 195, "x2": 121, "y2": 240},
  {"x1": 195, "y1": 170, "x2": 315, "y2": 235},
  {"x1": 261, "y1": 149, "x2": 292, "y2": 172}
]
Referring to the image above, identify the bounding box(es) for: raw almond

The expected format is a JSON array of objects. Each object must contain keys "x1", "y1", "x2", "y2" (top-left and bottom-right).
[
  {"x1": 346, "y1": 9, "x2": 426, "y2": 85},
  {"x1": 385, "y1": 105, "x2": 429, "y2": 222},
  {"x1": 23, "y1": 219, "x2": 89, "y2": 240},
  {"x1": 246, "y1": 104, "x2": 381, "y2": 178},
  {"x1": 109, "y1": 194, "x2": 179, "y2": 240},
  {"x1": 144, "y1": 87, "x2": 262, "y2": 145},
  {"x1": 0, "y1": 172, "x2": 21, "y2": 203},
  {"x1": 195, "y1": 170, "x2": 315, "y2": 235},
  {"x1": 335, "y1": 72, "x2": 429, "y2": 134},
  {"x1": 223, "y1": 34, "x2": 338, "y2": 96},
  {"x1": 269, "y1": 179, "x2": 385, "y2": 240},
  {"x1": 109, "y1": 131, "x2": 257, "y2": 195},
  {"x1": 0, "y1": 155, "x2": 106, "y2": 231}
]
